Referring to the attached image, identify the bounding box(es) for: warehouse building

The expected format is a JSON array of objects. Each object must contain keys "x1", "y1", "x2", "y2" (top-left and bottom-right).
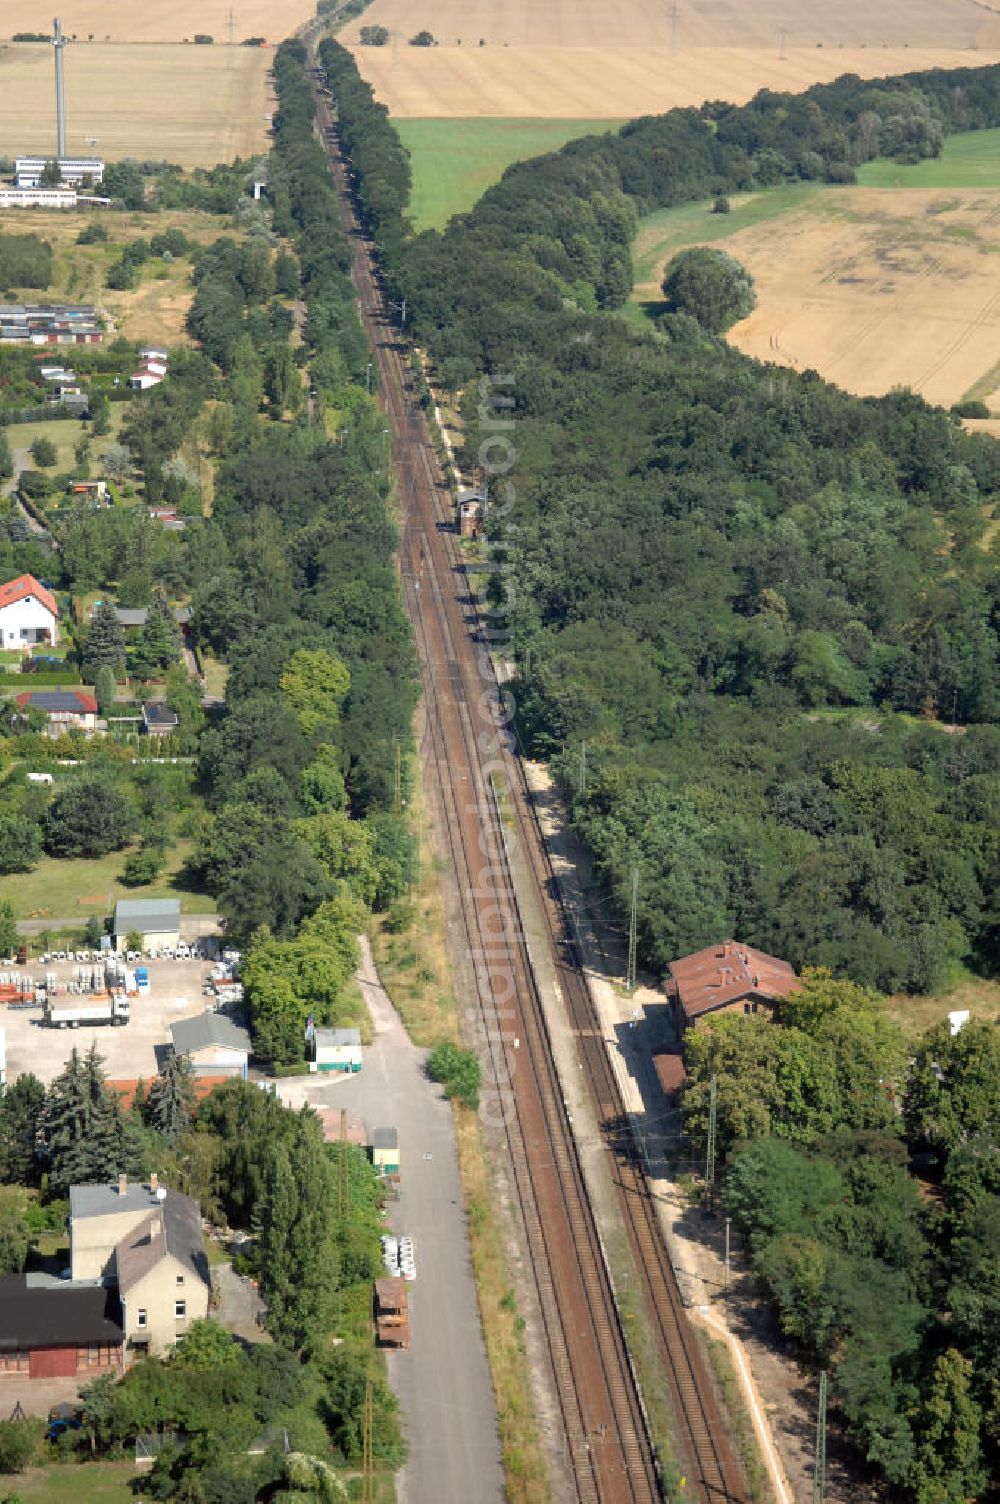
[
  {"x1": 113, "y1": 897, "x2": 181, "y2": 952},
  {"x1": 170, "y1": 1012, "x2": 251, "y2": 1079},
  {"x1": 15, "y1": 155, "x2": 104, "y2": 188},
  {"x1": 0, "y1": 1274, "x2": 123, "y2": 1378}
]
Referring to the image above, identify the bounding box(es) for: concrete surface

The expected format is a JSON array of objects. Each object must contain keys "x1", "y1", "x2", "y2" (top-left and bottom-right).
[
  {"x1": 278, "y1": 938, "x2": 504, "y2": 1504},
  {"x1": 3, "y1": 956, "x2": 220, "y2": 1084},
  {"x1": 214, "y1": 1261, "x2": 267, "y2": 1343},
  {"x1": 0, "y1": 1373, "x2": 91, "y2": 1419}
]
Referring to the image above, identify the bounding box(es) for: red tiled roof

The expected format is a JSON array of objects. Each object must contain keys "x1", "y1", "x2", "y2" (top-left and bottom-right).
[
  {"x1": 669, "y1": 940, "x2": 799, "y2": 1022},
  {"x1": 0, "y1": 573, "x2": 58, "y2": 618},
  {"x1": 653, "y1": 1053, "x2": 688, "y2": 1097},
  {"x1": 15, "y1": 689, "x2": 97, "y2": 714}
]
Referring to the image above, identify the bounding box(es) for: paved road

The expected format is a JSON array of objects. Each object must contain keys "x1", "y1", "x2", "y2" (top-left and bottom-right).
[{"x1": 280, "y1": 939, "x2": 504, "y2": 1504}]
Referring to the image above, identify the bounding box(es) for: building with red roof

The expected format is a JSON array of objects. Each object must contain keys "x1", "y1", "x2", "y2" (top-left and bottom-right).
[
  {"x1": 0, "y1": 574, "x2": 59, "y2": 649},
  {"x1": 15, "y1": 689, "x2": 99, "y2": 737},
  {"x1": 666, "y1": 940, "x2": 799, "y2": 1033}
]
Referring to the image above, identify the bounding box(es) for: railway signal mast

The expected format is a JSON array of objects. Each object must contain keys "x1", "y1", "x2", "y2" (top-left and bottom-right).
[{"x1": 812, "y1": 1370, "x2": 828, "y2": 1502}]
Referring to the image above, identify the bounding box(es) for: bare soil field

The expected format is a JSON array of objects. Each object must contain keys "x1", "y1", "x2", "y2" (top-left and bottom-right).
[
  {"x1": 0, "y1": 43, "x2": 274, "y2": 167},
  {"x1": 635, "y1": 187, "x2": 1000, "y2": 409},
  {"x1": 1, "y1": 0, "x2": 310, "y2": 45},
  {"x1": 344, "y1": 0, "x2": 1000, "y2": 118}
]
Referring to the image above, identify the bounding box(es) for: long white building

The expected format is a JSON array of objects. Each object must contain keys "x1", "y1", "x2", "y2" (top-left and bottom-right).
[{"x1": 15, "y1": 155, "x2": 103, "y2": 188}]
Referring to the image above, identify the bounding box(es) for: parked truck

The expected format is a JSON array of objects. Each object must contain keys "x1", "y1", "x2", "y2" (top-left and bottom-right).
[{"x1": 44, "y1": 995, "x2": 130, "y2": 1029}]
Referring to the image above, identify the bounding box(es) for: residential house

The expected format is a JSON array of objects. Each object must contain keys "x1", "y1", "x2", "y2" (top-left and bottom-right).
[
  {"x1": 113, "y1": 897, "x2": 181, "y2": 951},
  {"x1": 0, "y1": 1274, "x2": 123, "y2": 1378},
  {"x1": 67, "y1": 1176, "x2": 210, "y2": 1358},
  {"x1": 15, "y1": 689, "x2": 99, "y2": 737},
  {"x1": 170, "y1": 1012, "x2": 251, "y2": 1080},
  {"x1": 313, "y1": 1027, "x2": 362, "y2": 1073},
  {"x1": 666, "y1": 940, "x2": 799, "y2": 1034},
  {"x1": 68, "y1": 479, "x2": 108, "y2": 503},
  {"x1": 370, "y1": 1126, "x2": 399, "y2": 1178},
  {"x1": 0, "y1": 573, "x2": 59, "y2": 648},
  {"x1": 142, "y1": 701, "x2": 179, "y2": 737},
  {"x1": 115, "y1": 1194, "x2": 210, "y2": 1356}
]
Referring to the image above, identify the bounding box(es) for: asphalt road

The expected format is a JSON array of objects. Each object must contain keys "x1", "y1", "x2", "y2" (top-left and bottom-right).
[{"x1": 281, "y1": 939, "x2": 504, "y2": 1504}]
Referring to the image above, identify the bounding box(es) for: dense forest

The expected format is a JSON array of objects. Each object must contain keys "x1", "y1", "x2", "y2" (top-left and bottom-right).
[
  {"x1": 322, "y1": 38, "x2": 1000, "y2": 993},
  {"x1": 320, "y1": 42, "x2": 1000, "y2": 1498}
]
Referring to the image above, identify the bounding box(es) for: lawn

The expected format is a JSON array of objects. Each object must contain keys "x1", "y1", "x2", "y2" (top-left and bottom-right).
[
  {"x1": 11, "y1": 1463, "x2": 137, "y2": 1502},
  {"x1": 857, "y1": 127, "x2": 1000, "y2": 188},
  {"x1": 4, "y1": 411, "x2": 124, "y2": 474},
  {"x1": 0, "y1": 840, "x2": 211, "y2": 922},
  {"x1": 396, "y1": 118, "x2": 625, "y2": 230}
]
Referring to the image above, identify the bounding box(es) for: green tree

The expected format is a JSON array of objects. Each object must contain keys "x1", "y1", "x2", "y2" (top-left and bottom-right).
[
  {"x1": 0, "y1": 810, "x2": 41, "y2": 875},
  {"x1": 903, "y1": 1021, "x2": 1000, "y2": 1165},
  {"x1": 0, "y1": 1074, "x2": 44, "y2": 1186},
  {"x1": 132, "y1": 587, "x2": 180, "y2": 674},
  {"x1": 280, "y1": 648, "x2": 351, "y2": 736},
  {"x1": 43, "y1": 772, "x2": 132, "y2": 858},
  {"x1": 0, "y1": 1188, "x2": 31, "y2": 1274},
  {"x1": 427, "y1": 1042, "x2": 481, "y2": 1110},
  {"x1": 257, "y1": 1112, "x2": 335, "y2": 1353},
  {"x1": 909, "y1": 1349, "x2": 986, "y2": 1504},
  {"x1": 0, "y1": 902, "x2": 17, "y2": 958},
  {"x1": 171, "y1": 1317, "x2": 241, "y2": 1370},
  {"x1": 89, "y1": 390, "x2": 111, "y2": 437},
  {"x1": 0, "y1": 431, "x2": 13, "y2": 480},
  {"x1": 40, "y1": 1045, "x2": 145, "y2": 1194},
  {"x1": 82, "y1": 602, "x2": 126, "y2": 680},
  {"x1": 93, "y1": 664, "x2": 117, "y2": 717},
  {"x1": 147, "y1": 1052, "x2": 196, "y2": 1143},
  {"x1": 29, "y1": 436, "x2": 56, "y2": 468},
  {"x1": 660, "y1": 246, "x2": 756, "y2": 334}
]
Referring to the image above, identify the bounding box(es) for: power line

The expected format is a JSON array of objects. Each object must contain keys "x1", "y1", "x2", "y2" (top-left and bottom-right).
[{"x1": 670, "y1": 1, "x2": 679, "y2": 53}]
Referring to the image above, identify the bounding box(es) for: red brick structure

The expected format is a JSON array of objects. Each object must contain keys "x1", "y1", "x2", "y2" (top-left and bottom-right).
[{"x1": 0, "y1": 1275, "x2": 124, "y2": 1378}]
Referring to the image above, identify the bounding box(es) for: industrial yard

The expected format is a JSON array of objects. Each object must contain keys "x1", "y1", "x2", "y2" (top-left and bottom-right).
[{"x1": 1, "y1": 951, "x2": 227, "y2": 1084}]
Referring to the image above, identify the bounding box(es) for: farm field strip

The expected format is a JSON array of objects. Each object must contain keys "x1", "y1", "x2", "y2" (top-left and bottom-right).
[
  {"x1": 0, "y1": 42, "x2": 274, "y2": 167},
  {"x1": 0, "y1": 0, "x2": 314, "y2": 44},
  {"x1": 347, "y1": 45, "x2": 1000, "y2": 120},
  {"x1": 633, "y1": 187, "x2": 1000, "y2": 410}
]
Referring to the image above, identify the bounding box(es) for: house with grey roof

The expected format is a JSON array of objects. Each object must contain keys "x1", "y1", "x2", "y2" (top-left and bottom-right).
[
  {"x1": 313, "y1": 1026, "x2": 362, "y2": 1073},
  {"x1": 69, "y1": 1174, "x2": 210, "y2": 1357},
  {"x1": 170, "y1": 1011, "x2": 250, "y2": 1078},
  {"x1": 114, "y1": 897, "x2": 180, "y2": 951}
]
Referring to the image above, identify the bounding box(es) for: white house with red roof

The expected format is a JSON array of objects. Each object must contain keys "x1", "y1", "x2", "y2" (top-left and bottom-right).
[{"x1": 0, "y1": 574, "x2": 59, "y2": 650}]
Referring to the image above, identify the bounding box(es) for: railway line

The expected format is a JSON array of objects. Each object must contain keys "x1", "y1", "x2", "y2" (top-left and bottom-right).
[{"x1": 309, "y1": 59, "x2": 748, "y2": 1504}]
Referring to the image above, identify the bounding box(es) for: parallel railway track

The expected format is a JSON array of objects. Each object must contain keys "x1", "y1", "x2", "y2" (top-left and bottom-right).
[{"x1": 309, "y1": 62, "x2": 748, "y2": 1504}]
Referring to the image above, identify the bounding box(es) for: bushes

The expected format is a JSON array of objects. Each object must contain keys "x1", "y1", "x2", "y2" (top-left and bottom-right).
[
  {"x1": 427, "y1": 1041, "x2": 481, "y2": 1109},
  {"x1": 0, "y1": 1418, "x2": 42, "y2": 1473}
]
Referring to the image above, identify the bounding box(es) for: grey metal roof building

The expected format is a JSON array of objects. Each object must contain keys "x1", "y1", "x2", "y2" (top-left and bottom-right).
[
  {"x1": 114, "y1": 898, "x2": 181, "y2": 938},
  {"x1": 171, "y1": 1012, "x2": 251, "y2": 1056},
  {"x1": 371, "y1": 1127, "x2": 398, "y2": 1151},
  {"x1": 315, "y1": 1027, "x2": 362, "y2": 1047},
  {"x1": 70, "y1": 1180, "x2": 170, "y2": 1221}
]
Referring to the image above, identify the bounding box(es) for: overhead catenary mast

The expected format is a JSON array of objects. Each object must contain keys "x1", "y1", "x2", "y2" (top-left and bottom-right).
[{"x1": 53, "y1": 17, "x2": 67, "y2": 160}]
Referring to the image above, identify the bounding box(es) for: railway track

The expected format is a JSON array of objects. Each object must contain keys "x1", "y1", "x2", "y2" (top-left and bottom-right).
[{"x1": 308, "y1": 60, "x2": 748, "y2": 1504}]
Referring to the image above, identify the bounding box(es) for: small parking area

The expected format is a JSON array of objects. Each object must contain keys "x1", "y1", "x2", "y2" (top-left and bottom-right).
[{"x1": 3, "y1": 956, "x2": 220, "y2": 1084}]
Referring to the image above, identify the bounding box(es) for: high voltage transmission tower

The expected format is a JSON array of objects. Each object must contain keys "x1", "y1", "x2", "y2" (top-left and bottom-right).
[{"x1": 812, "y1": 1370, "x2": 828, "y2": 1503}]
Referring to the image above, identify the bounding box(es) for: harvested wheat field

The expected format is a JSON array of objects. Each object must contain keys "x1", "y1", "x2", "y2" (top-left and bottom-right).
[
  {"x1": 344, "y1": 0, "x2": 1000, "y2": 117},
  {"x1": 0, "y1": 42, "x2": 274, "y2": 167},
  {"x1": 637, "y1": 189, "x2": 1000, "y2": 410},
  {"x1": 1, "y1": 0, "x2": 311, "y2": 45}
]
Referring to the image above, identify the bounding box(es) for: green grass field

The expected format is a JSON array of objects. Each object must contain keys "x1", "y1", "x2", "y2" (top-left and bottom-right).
[
  {"x1": 11, "y1": 1463, "x2": 137, "y2": 1502},
  {"x1": 857, "y1": 126, "x2": 1000, "y2": 188},
  {"x1": 4, "y1": 411, "x2": 124, "y2": 472},
  {"x1": 0, "y1": 840, "x2": 210, "y2": 922},
  {"x1": 397, "y1": 118, "x2": 625, "y2": 230}
]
